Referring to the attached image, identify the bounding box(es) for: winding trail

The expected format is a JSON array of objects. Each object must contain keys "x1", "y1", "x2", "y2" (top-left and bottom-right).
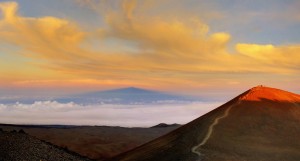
[{"x1": 191, "y1": 99, "x2": 242, "y2": 159}]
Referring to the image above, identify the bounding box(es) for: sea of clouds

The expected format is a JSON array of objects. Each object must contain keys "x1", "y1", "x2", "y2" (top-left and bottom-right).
[{"x1": 0, "y1": 101, "x2": 222, "y2": 127}]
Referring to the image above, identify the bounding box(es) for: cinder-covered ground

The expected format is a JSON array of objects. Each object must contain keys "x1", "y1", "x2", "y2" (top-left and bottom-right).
[
  {"x1": 0, "y1": 124, "x2": 179, "y2": 160},
  {"x1": 0, "y1": 130, "x2": 91, "y2": 161}
]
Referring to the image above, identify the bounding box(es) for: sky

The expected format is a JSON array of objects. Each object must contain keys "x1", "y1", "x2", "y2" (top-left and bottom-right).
[{"x1": 0, "y1": 0, "x2": 300, "y2": 99}]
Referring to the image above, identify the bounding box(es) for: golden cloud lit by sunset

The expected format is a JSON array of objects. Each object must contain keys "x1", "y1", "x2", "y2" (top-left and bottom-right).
[{"x1": 0, "y1": 0, "x2": 299, "y2": 97}]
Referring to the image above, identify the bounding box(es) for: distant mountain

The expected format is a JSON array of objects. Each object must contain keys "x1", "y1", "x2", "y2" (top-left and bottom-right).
[
  {"x1": 109, "y1": 86, "x2": 300, "y2": 161},
  {"x1": 151, "y1": 123, "x2": 181, "y2": 128},
  {"x1": 57, "y1": 87, "x2": 195, "y2": 104}
]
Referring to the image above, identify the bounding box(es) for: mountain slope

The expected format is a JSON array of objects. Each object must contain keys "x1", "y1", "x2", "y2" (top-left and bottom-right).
[
  {"x1": 108, "y1": 86, "x2": 300, "y2": 161},
  {"x1": 0, "y1": 130, "x2": 91, "y2": 161},
  {"x1": 58, "y1": 87, "x2": 193, "y2": 104}
]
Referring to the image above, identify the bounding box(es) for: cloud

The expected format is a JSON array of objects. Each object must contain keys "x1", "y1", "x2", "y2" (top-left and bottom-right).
[
  {"x1": 0, "y1": 101, "x2": 221, "y2": 127},
  {"x1": 236, "y1": 43, "x2": 300, "y2": 73},
  {"x1": 0, "y1": 1, "x2": 300, "y2": 90},
  {"x1": 0, "y1": 1, "x2": 88, "y2": 63}
]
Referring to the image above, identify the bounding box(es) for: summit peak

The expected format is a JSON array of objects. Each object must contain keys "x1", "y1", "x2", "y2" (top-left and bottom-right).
[
  {"x1": 250, "y1": 85, "x2": 265, "y2": 90},
  {"x1": 240, "y1": 86, "x2": 300, "y2": 102}
]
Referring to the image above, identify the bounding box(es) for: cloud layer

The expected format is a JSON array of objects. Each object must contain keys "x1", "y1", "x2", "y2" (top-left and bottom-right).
[{"x1": 0, "y1": 101, "x2": 221, "y2": 127}]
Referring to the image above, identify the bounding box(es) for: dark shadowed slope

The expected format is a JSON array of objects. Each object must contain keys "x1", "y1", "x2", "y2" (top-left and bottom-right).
[
  {"x1": 109, "y1": 86, "x2": 300, "y2": 161},
  {"x1": 0, "y1": 125, "x2": 180, "y2": 161},
  {"x1": 0, "y1": 130, "x2": 91, "y2": 161}
]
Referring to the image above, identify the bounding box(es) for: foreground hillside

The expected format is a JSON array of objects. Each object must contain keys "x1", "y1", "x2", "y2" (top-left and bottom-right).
[
  {"x1": 110, "y1": 86, "x2": 300, "y2": 161},
  {"x1": 0, "y1": 124, "x2": 179, "y2": 160},
  {"x1": 0, "y1": 130, "x2": 91, "y2": 161}
]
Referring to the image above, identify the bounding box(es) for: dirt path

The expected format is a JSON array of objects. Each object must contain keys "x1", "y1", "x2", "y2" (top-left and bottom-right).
[{"x1": 191, "y1": 100, "x2": 241, "y2": 159}]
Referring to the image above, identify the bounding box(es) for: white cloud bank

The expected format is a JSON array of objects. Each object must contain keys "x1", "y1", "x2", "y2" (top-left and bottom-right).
[{"x1": 0, "y1": 101, "x2": 222, "y2": 127}]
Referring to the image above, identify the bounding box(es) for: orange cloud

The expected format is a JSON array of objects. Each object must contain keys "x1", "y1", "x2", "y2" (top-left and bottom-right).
[
  {"x1": 236, "y1": 43, "x2": 300, "y2": 73},
  {"x1": 0, "y1": 2, "x2": 85, "y2": 61},
  {"x1": 0, "y1": 1, "x2": 299, "y2": 91}
]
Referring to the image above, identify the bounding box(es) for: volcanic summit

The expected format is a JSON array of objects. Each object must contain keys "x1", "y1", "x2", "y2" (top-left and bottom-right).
[{"x1": 109, "y1": 86, "x2": 300, "y2": 161}]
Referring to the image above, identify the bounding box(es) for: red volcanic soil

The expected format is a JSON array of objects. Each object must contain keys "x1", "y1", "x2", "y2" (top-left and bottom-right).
[
  {"x1": 109, "y1": 86, "x2": 300, "y2": 161},
  {"x1": 240, "y1": 85, "x2": 300, "y2": 101}
]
